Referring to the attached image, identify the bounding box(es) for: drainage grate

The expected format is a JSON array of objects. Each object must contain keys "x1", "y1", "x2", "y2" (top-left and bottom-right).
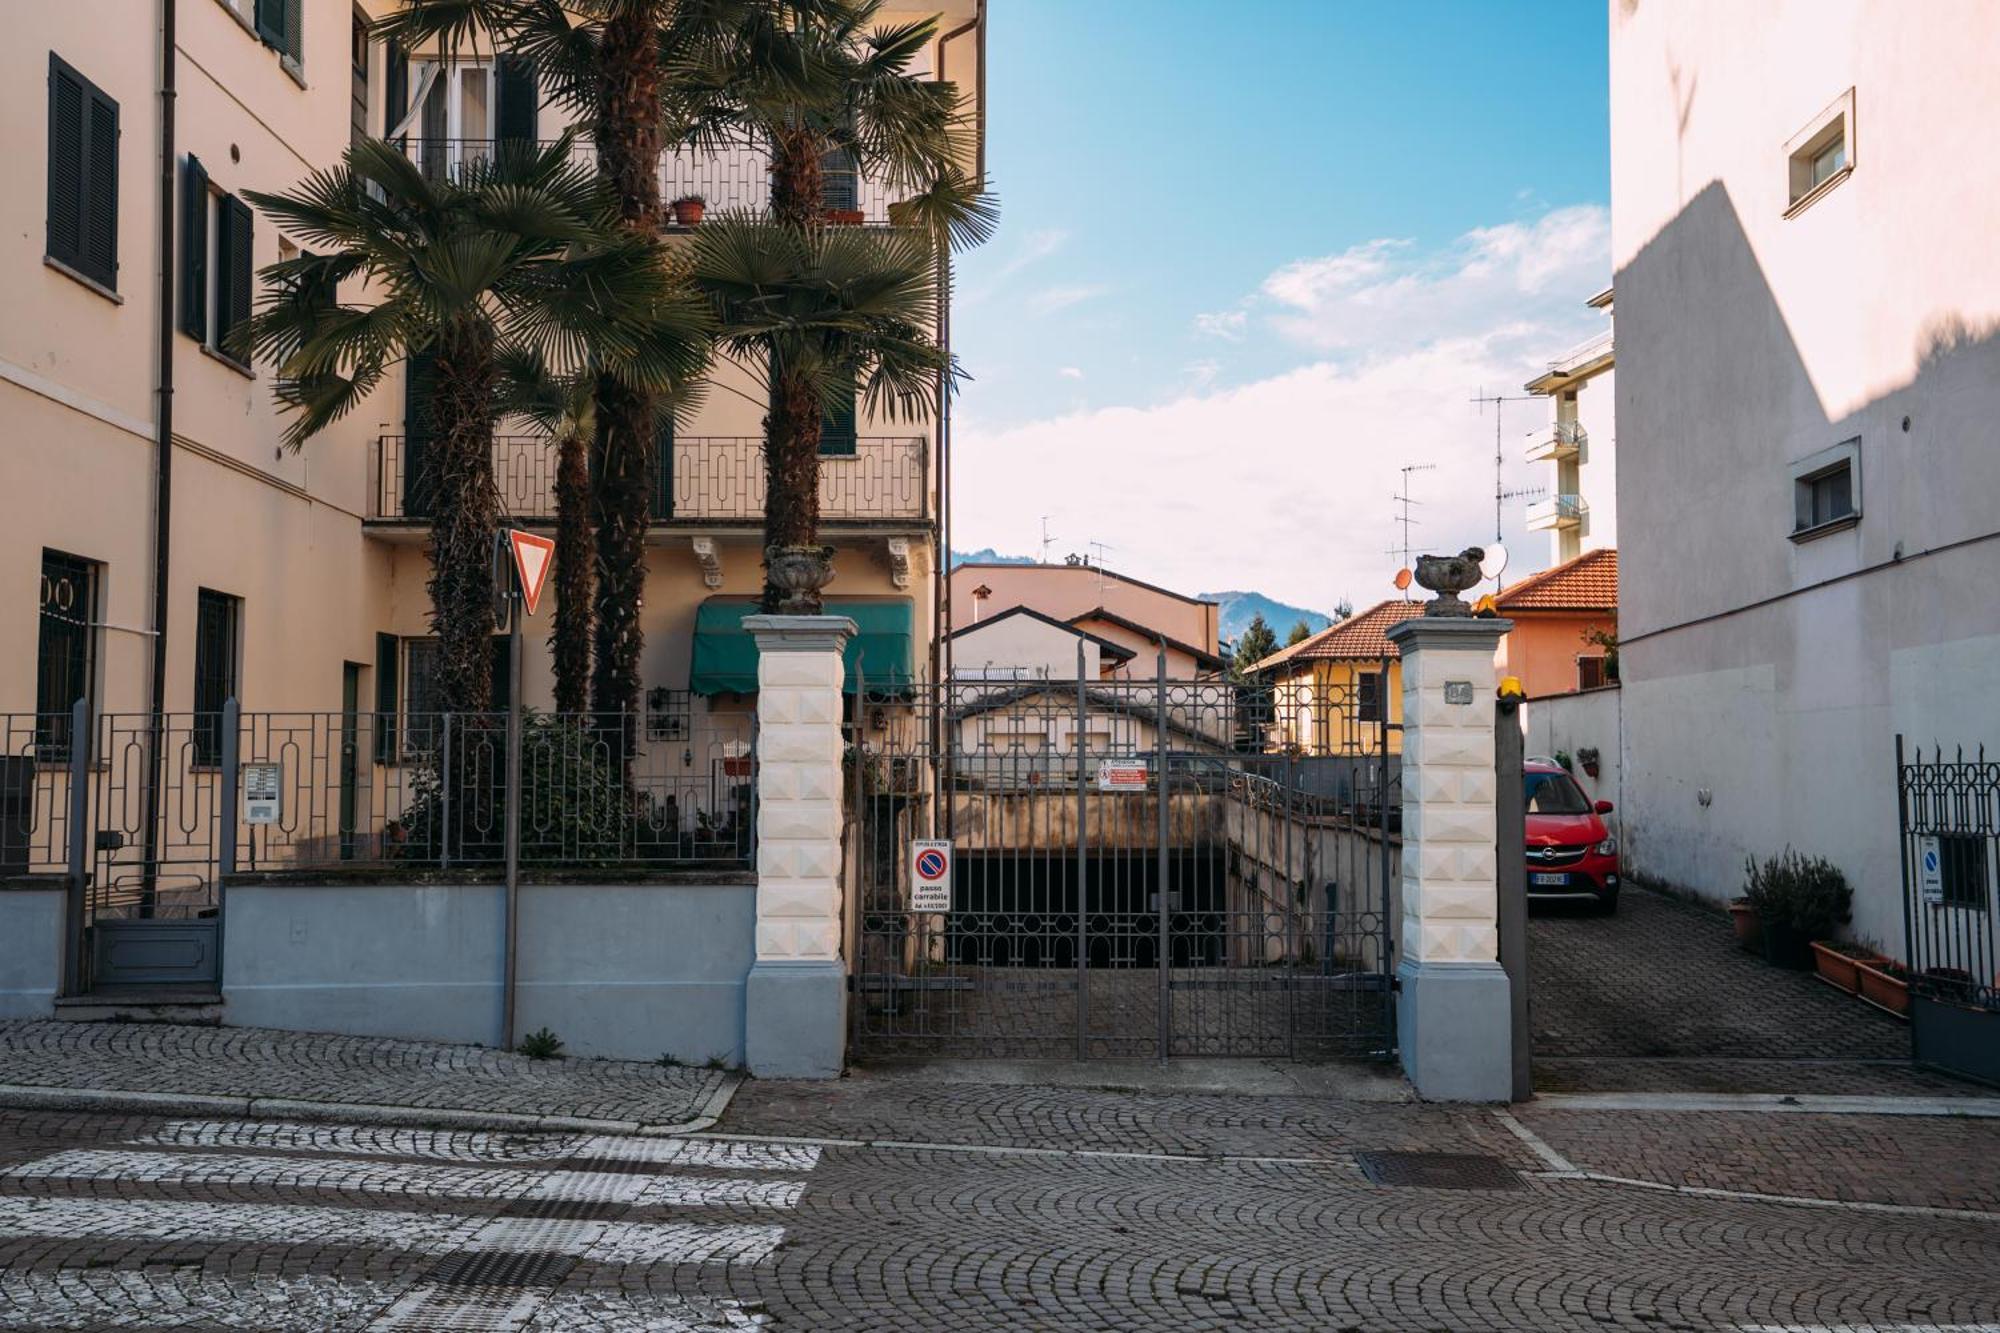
[
  {"x1": 1353, "y1": 1151, "x2": 1523, "y2": 1190},
  {"x1": 425, "y1": 1249, "x2": 577, "y2": 1288}
]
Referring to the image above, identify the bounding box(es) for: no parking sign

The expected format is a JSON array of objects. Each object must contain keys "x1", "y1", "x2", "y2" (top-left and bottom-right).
[{"x1": 910, "y1": 839, "x2": 952, "y2": 913}]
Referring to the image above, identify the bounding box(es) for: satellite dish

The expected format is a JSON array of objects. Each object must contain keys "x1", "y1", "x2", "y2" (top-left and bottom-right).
[
  {"x1": 1480, "y1": 543, "x2": 1510, "y2": 581},
  {"x1": 1393, "y1": 568, "x2": 1413, "y2": 591}
]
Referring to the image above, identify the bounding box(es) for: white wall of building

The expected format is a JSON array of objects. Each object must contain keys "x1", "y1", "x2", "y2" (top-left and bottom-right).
[{"x1": 1610, "y1": 0, "x2": 2000, "y2": 949}]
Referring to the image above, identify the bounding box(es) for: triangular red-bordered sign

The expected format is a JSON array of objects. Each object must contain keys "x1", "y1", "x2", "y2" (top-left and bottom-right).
[{"x1": 508, "y1": 529, "x2": 556, "y2": 616}]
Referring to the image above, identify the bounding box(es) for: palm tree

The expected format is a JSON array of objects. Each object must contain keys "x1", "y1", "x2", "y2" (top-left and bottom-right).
[
  {"x1": 235, "y1": 136, "x2": 709, "y2": 715},
  {"x1": 690, "y1": 220, "x2": 945, "y2": 613}
]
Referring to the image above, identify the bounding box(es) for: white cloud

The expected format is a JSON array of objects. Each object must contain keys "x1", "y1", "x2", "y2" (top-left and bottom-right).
[
  {"x1": 1193, "y1": 309, "x2": 1248, "y2": 341},
  {"x1": 1056, "y1": 366, "x2": 1085, "y2": 380},
  {"x1": 952, "y1": 205, "x2": 1611, "y2": 608},
  {"x1": 963, "y1": 228, "x2": 1070, "y2": 305},
  {"x1": 1028, "y1": 284, "x2": 1109, "y2": 314}
]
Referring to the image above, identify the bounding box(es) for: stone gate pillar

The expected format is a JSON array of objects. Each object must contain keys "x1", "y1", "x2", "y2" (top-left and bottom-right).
[
  {"x1": 1384, "y1": 615, "x2": 1514, "y2": 1102},
  {"x1": 743, "y1": 614, "x2": 854, "y2": 1078}
]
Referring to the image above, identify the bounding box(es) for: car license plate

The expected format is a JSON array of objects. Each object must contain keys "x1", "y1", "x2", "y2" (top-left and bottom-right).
[{"x1": 1531, "y1": 873, "x2": 1568, "y2": 887}]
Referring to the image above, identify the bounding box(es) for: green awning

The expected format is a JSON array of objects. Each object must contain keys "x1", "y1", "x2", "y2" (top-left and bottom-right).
[{"x1": 690, "y1": 598, "x2": 915, "y2": 695}]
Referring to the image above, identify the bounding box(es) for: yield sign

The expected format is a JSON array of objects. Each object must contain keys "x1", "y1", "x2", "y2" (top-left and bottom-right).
[{"x1": 508, "y1": 529, "x2": 556, "y2": 616}]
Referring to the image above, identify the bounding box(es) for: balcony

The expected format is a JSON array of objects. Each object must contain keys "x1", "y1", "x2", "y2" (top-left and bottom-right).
[
  {"x1": 372, "y1": 434, "x2": 930, "y2": 528},
  {"x1": 1525, "y1": 420, "x2": 1587, "y2": 464},
  {"x1": 400, "y1": 137, "x2": 904, "y2": 227},
  {"x1": 1542, "y1": 328, "x2": 1615, "y2": 380},
  {"x1": 1526, "y1": 494, "x2": 1588, "y2": 532}
]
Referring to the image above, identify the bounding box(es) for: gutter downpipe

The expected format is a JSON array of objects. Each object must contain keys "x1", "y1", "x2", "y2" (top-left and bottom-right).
[
  {"x1": 936, "y1": 1, "x2": 981, "y2": 761},
  {"x1": 140, "y1": 0, "x2": 178, "y2": 919}
]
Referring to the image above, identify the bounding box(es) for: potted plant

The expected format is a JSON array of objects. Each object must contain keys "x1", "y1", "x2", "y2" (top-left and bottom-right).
[
  {"x1": 1728, "y1": 896, "x2": 1762, "y2": 951},
  {"x1": 1854, "y1": 955, "x2": 1910, "y2": 1017},
  {"x1": 1577, "y1": 746, "x2": 1601, "y2": 778},
  {"x1": 1553, "y1": 749, "x2": 1574, "y2": 774},
  {"x1": 1810, "y1": 939, "x2": 1888, "y2": 994},
  {"x1": 1742, "y1": 848, "x2": 1852, "y2": 971},
  {"x1": 670, "y1": 195, "x2": 706, "y2": 226}
]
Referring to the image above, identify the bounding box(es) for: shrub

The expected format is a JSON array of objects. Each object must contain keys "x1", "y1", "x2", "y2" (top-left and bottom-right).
[
  {"x1": 516, "y1": 1027, "x2": 565, "y2": 1060},
  {"x1": 1742, "y1": 848, "x2": 1852, "y2": 938},
  {"x1": 395, "y1": 712, "x2": 628, "y2": 865}
]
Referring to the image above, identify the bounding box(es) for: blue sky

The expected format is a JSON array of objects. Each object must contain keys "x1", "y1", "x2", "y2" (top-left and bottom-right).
[{"x1": 950, "y1": 0, "x2": 1613, "y2": 612}]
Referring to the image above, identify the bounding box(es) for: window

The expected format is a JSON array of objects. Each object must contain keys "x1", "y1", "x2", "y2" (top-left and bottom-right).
[
  {"x1": 47, "y1": 55, "x2": 119, "y2": 293},
  {"x1": 215, "y1": 0, "x2": 303, "y2": 76},
  {"x1": 1577, "y1": 655, "x2": 1608, "y2": 691},
  {"x1": 1785, "y1": 89, "x2": 1854, "y2": 214},
  {"x1": 1937, "y1": 834, "x2": 1990, "y2": 911},
  {"x1": 820, "y1": 380, "x2": 857, "y2": 457},
  {"x1": 192, "y1": 589, "x2": 241, "y2": 766},
  {"x1": 350, "y1": 9, "x2": 369, "y2": 151},
  {"x1": 1356, "y1": 671, "x2": 1385, "y2": 723},
  {"x1": 1790, "y1": 439, "x2": 1861, "y2": 540},
  {"x1": 402, "y1": 637, "x2": 512, "y2": 752},
  {"x1": 1525, "y1": 770, "x2": 1592, "y2": 815},
  {"x1": 36, "y1": 551, "x2": 99, "y2": 759},
  {"x1": 646, "y1": 687, "x2": 691, "y2": 742},
  {"x1": 179, "y1": 156, "x2": 254, "y2": 368}
]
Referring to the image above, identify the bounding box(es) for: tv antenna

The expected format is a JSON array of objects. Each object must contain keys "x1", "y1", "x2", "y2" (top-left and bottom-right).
[
  {"x1": 1388, "y1": 463, "x2": 1435, "y2": 597},
  {"x1": 1471, "y1": 389, "x2": 1540, "y2": 587},
  {"x1": 1038, "y1": 515, "x2": 1057, "y2": 564}
]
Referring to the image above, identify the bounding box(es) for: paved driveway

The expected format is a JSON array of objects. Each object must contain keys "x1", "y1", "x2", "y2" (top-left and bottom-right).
[{"x1": 1526, "y1": 885, "x2": 1971, "y2": 1093}]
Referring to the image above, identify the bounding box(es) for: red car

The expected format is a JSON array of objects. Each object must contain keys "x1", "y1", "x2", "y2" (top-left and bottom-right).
[{"x1": 1524, "y1": 758, "x2": 1620, "y2": 913}]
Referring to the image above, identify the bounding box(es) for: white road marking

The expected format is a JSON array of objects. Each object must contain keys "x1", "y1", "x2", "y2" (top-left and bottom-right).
[
  {"x1": 136, "y1": 1121, "x2": 821, "y2": 1171},
  {"x1": 0, "y1": 1195, "x2": 788, "y2": 1267},
  {"x1": 371, "y1": 1285, "x2": 765, "y2": 1332},
  {"x1": 0, "y1": 1270, "x2": 396, "y2": 1331},
  {"x1": 1489, "y1": 1108, "x2": 1582, "y2": 1176},
  {"x1": 4, "y1": 1150, "x2": 805, "y2": 1209},
  {"x1": 1552, "y1": 1170, "x2": 2000, "y2": 1224}
]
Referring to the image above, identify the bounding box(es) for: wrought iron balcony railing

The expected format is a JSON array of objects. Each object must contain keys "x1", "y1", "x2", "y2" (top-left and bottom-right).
[
  {"x1": 398, "y1": 137, "x2": 900, "y2": 226},
  {"x1": 374, "y1": 433, "x2": 930, "y2": 525}
]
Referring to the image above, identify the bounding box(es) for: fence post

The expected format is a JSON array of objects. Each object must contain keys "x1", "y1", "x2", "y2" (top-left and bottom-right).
[
  {"x1": 1495, "y1": 689, "x2": 1530, "y2": 1103},
  {"x1": 742, "y1": 613, "x2": 855, "y2": 1078},
  {"x1": 440, "y1": 712, "x2": 453, "y2": 870},
  {"x1": 215, "y1": 698, "x2": 240, "y2": 994},
  {"x1": 62, "y1": 698, "x2": 91, "y2": 997},
  {"x1": 1382, "y1": 614, "x2": 1513, "y2": 1103}
]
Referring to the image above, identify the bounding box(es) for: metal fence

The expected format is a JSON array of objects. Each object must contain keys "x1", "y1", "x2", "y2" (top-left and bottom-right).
[
  {"x1": 3, "y1": 704, "x2": 756, "y2": 900},
  {"x1": 375, "y1": 434, "x2": 929, "y2": 525},
  {"x1": 402, "y1": 137, "x2": 903, "y2": 226},
  {"x1": 1897, "y1": 740, "x2": 1998, "y2": 1011}
]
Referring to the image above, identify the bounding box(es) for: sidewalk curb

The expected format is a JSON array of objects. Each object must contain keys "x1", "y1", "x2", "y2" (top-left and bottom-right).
[{"x1": 0, "y1": 1073, "x2": 745, "y2": 1137}]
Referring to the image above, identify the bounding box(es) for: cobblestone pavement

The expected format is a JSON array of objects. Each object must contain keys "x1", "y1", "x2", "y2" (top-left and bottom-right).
[
  {"x1": 1526, "y1": 886, "x2": 1968, "y2": 1095},
  {"x1": 0, "y1": 1102, "x2": 1996, "y2": 1331},
  {"x1": 0, "y1": 1022, "x2": 726, "y2": 1126}
]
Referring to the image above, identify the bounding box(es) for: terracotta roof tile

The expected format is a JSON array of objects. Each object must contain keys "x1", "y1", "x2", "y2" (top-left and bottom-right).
[
  {"x1": 1495, "y1": 548, "x2": 1618, "y2": 612},
  {"x1": 1247, "y1": 599, "x2": 1424, "y2": 671}
]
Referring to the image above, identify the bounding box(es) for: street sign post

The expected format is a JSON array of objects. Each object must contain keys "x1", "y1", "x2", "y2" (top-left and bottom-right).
[
  {"x1": 492, "y1": 528, "x2": 551, "y2": 1054},
  {"x1": 1918, "y1": 835, "x2": 1944, "y2": 904},
  {"x1": 910, "y1": 839, "x2": 952, "y2": 912},
  {"x1": 508, "y1": 529, "x2": 555, "y2": 617}
]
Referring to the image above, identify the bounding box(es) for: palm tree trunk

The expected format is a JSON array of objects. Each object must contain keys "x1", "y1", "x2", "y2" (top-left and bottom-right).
[
  {"x1": 550, "y1": 425, "x2": 592, "y2": 717},
  {"x1": 588, "y1": 4, "x2": 665, "y2": 734},
  {"x1": 425, "y1": 316, "x2": 500, "y2": 716},
  {"x1": 590, "y1": 373, "x2": 652, "y2": 746},
  {"x1": 770, "y1": 125, "x2": 825, "y2": 230},
  {"x1": 762, "y1": 366, "x2": 825, "y2": 613}
]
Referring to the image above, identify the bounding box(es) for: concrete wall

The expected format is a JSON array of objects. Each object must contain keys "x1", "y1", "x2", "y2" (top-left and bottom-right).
[
  {"x1": 222, "y1": 878, "x2": 755, "y2": 1063},
  {"x1": 1521, "y1": 686, "x2": 1622, "y2": 820},
  {"x1": 0, "y1": 881, "x2": 66, "y2": 1020},
  {"x1": 1610, "y1": 0, "x2": 2000, "y2": 949}
]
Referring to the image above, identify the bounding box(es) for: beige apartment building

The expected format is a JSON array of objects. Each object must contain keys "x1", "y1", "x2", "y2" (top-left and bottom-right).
[
  {"x1": 1610, "y1": 0, "x2": 2000, "y2": 951},
  {"x1": 1523, "y1": 289, "x2": 1615, "y2": 566},
  {"x1": 5, "y1": 1, "x2": 981, "y2": 755}
]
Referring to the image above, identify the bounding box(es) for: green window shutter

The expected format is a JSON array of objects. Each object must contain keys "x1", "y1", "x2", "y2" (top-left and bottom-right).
[
  {"x1": 213, "y1": 195, "x2": 253, "y2": 360},
  {"x1": 652, "y1": 413, "x2": 675, "y2": 520},
  {"x1": 373, "y1": 631, "x2": 399, "y2": 763},
  {"x1": 820, "y1": 372, "x2": 857, "y2": 457},
  {"x1": 383, "y1": 41, "x2": 408, "y2": 137},
  {"x1": 178, "y1": 155, "x2": 207, "y2": 340},
  {"x1": 283, "y1": 0, "x2": 303, "y2": 65},
  {"x1": 47, "y1": 55, "x2": 118, "y2": 290},
  {"x1": 495, "y1": 54, "x2": 537, "y2": 146},
  {"x1": 255, "y1": 0, "x2": 284, "y2": 50}
]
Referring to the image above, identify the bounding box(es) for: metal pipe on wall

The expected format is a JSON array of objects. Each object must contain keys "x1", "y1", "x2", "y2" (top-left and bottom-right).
[{"x1": 139, "y1": 0, "x2": 179, "y2": 920}]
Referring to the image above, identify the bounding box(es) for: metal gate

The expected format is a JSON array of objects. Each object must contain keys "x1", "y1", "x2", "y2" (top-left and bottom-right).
[
  {"x1": 847, "y1": 657, "x2": 1400, "y2": 1060},
  {"x1": 1896, "y1": 737, "x2": 1999, "y2": 1085}
]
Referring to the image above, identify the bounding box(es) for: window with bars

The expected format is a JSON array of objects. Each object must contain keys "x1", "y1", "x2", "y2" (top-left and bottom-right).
[
  {"x1": 1356, "y1": 671, "x2": 1385, "y2": 723},
  {"x1": 35, "y1": 551, "x2": 98, "y2": 759},
  {"x1": 646, "y1": 687, "x2": 691, "y2": 742},
  {"x1": 1577, "y1": 655, "x2": 1608, "y2": 691},
  {"x1": 192, "y1": 590, "x2": 242, "y2": 766},
  {"x1": 401, "y1": 637, "x2": 512, "y2": 754},
  {"x1": 47, "y1": 55, "x2": 119, "y2": 293},
  {"x1": 1938, "y1": 834, "x2": 1990, "y2": 911}
]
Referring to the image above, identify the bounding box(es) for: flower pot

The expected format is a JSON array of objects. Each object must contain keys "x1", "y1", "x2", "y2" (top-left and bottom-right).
[
  {"x1": 1581, "y1": 761, "x2": 1601, "y2": 777},
  {"x1": 827, "y1": 208, "x2": 865, "y2": 226},
  {"x1": 670, "y1": 199, "x2": 705, "y2": 226},
  {"x1": 1855, "y1": 960, "x2": 1910, "y2": 1017},
  {"x1": 1760, "y1": 920, "x2": 1815, "y2": 971},
  {"x1": 1810, "y1": 941, "x2": 1874, "y2": 994},
  {"x1": 763, "y1": 544, "x2": 836, "y2": 614},
  {"x1": 1728, "y1": 899, "x2": 1761, "y2": 952}
]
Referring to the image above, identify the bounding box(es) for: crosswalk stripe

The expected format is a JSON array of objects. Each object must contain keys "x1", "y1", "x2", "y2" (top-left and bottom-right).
[
  {"x1": 0, "y1": 1196, "x2": 785, "y2": 1266},
  {"x1": 135, "y1": 1121, "x2": 821, "y2": 1172},
  {"x1": 3, "y1": 1151, "x2": 806, "y2": 1209}
]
